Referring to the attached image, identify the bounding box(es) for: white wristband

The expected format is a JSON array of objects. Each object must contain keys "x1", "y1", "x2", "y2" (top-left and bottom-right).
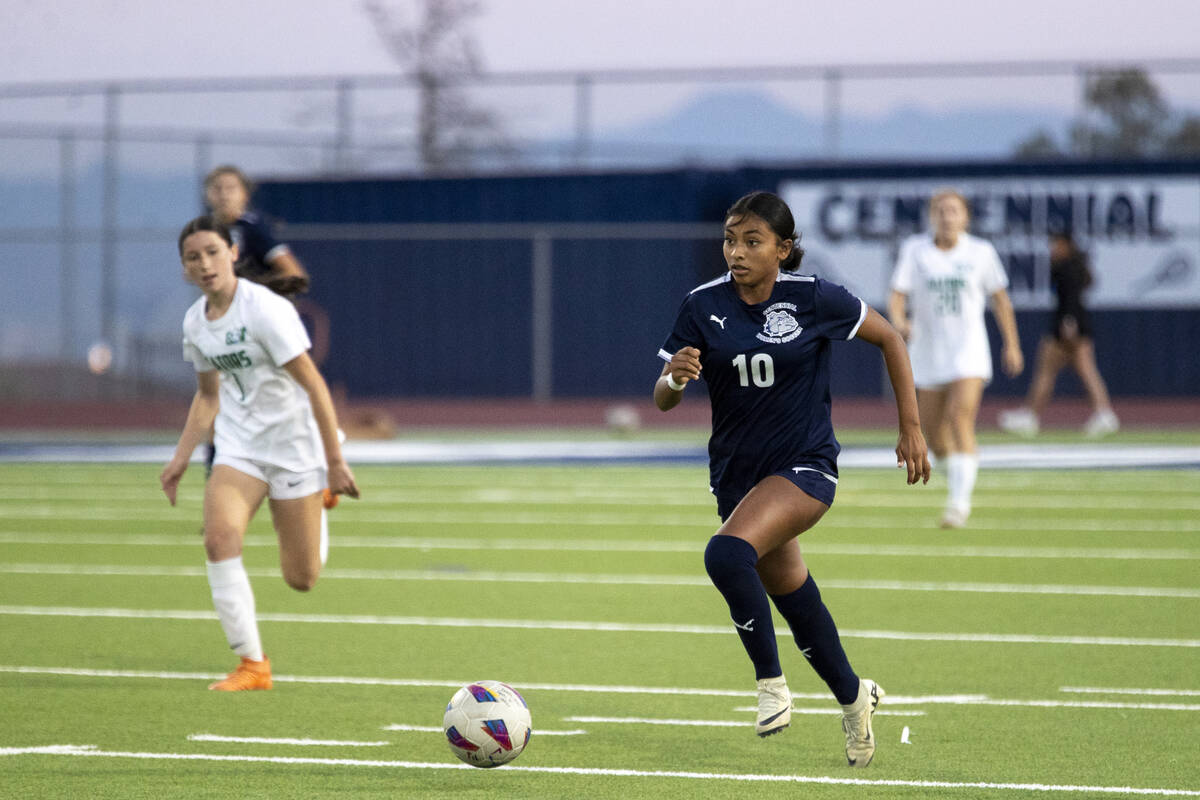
[{"x1": 665, "y1": 373, "x2": 686, "y2": 391}]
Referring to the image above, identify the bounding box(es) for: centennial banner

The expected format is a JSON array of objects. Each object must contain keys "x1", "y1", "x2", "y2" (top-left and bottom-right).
[{"x1": 780, "y1": 177, "x2": 1200, "y2": 310}]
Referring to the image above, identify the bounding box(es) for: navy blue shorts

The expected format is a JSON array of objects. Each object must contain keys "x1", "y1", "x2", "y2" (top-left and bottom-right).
[{"x1": 715, "y1": 464, "x2": 838, "y2": 521}]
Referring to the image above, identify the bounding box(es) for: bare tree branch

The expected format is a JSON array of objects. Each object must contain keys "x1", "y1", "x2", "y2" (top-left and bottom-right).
[{"x1": 363, "y1": 0, "x2": 510, "y2": 170}]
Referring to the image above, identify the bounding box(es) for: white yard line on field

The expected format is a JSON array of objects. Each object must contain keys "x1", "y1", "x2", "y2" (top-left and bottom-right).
[
  {"x1": 13, "y1": 489, "x2": 1198, "y2": 510},
  {"x1": 0, "y1": 531, "x2": 1196, "y2": 559},
  {"x1": 1, "y1": 561, "x2": 1195, "y2": 599},
  {"x1": 3, "y1": 666, "x2": 1198, "y2": 713},
  {"x1": 382, "y1": 724, "x2": 587, "y2": 736},
  {"x1": 619, "y1": 710, "x2": 928, "y2": 720},
  {"x1": 187, "y1": 734, "x2": 390, "y2": 747},
  {"x1": 0, "y1": 744, "x2": 1198, "y2": 796},
  {"x1": 0, "y1": 606, "x2": 1197, "y2": 647},
  {"x1": 4, "y1": 439, "x2": 1200, "y2": 468},
  {"x1": 4, "y1": 492, "x2": 1200, "y2": 516},
  {"x1": 1060, "y1": 686, "x2": 1200, "y2": 697},
  {"x1": 0, "y1": 510, "x2": 1195, "y2": 535}
]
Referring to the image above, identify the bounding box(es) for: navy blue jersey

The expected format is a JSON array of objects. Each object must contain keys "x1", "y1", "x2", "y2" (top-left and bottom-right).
[
  {"x1": 230, "y1": 211, "x2": 291, "y2": 283},
  {"x1": 658, "y1": 272, "x2": 867, "y2": 505}
]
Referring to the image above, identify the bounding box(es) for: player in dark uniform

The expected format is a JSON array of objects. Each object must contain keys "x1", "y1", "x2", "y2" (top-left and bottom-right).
[
  {"x1": 655, "y1": 191, "x2": 929, "y2": 767},
  {"x1": 201, "y1": 166, "x2": 318, "y2": 482},
  {"x1": 998, "y1": 232, "x2": 1118, "y2": 437},
  {"x1": 204, "y1": 165, "x2": 310, "y2": 298}
]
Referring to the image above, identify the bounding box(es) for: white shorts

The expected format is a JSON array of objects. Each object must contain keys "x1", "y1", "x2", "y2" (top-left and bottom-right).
[{"x1": 213, "y1": 454, "x2": 327, "y2": 500}]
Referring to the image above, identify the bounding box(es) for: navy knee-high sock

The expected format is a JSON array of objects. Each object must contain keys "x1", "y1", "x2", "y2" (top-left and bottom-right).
[
  {"x1": 769, "y1": 574, "x2": 860, "y2": 704},
  {"x1": 704, "y1": 535, "x2": 780, "y2": 680}
]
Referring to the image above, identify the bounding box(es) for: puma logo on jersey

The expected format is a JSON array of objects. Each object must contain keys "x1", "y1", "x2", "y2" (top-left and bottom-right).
[{"x1": 709, "y1": 315, "x2": 727, "y2": 329}]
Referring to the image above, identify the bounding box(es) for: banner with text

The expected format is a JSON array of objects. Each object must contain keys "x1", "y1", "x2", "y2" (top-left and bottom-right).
[{"x1": 779, "y1": 176, "x2": 1200, "y2": 310}]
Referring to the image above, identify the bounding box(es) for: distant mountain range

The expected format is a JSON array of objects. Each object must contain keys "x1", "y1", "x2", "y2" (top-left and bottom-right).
[
  {"x1": 0, "y1": 89, "x2": 1073, "y2": 362},
  {"x1": 577, "y1": 89, "x2": 1068, "y2": 163}
]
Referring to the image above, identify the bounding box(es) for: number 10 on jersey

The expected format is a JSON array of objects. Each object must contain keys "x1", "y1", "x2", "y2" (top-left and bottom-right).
[{"x1": 732, "y1": 353, "x2": 775, "y2": 387}]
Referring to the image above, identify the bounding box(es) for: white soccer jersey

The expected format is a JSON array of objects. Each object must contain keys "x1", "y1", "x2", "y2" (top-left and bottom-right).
[
  {"x1": 890, "y1": 232, "x2": 1009, "y2": 387},
  {"x1": 182, "y1": 279, "x2": 323, "y2": 472}
]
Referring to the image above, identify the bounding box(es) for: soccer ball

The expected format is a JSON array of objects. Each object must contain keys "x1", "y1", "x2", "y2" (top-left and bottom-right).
[{"x1": 442, "y1": 680, "x2": 532, "y2": 768}]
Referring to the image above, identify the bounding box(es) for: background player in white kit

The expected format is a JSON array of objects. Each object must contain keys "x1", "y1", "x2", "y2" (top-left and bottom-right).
[
  {"x1": 160, "y1": 216, "x2": 359, "y2": 691},
  {"x1": 887, "y1": 189, "x2": 1023, "y2": 528}
]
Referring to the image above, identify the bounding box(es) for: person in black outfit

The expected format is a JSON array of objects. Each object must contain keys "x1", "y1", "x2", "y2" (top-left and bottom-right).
[
  {"x1": 998, "y1": 233, "x2": 1118, "y2": 437},
  {"x1": 200, "y1": 165, "x2": 315, "y2": 474},
  {"x1": 204, "y1": 165, "x2": 310, "y2": 297}
]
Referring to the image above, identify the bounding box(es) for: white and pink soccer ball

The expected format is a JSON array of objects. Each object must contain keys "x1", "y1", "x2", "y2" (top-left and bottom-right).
[{"x1": 442, "y1": 680, "x2": 532, "y2": 768}]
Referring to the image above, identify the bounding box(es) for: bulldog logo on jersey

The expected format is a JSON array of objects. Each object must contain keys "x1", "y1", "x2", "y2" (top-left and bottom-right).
[{"x1": 757, "y1": 302, "x2": 803, "y2": 343}]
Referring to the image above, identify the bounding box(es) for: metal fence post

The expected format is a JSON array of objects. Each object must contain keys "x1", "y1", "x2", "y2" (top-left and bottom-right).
[
  {"x1": 823, "y1": 68, "x2": 842, "y2": 159},
  {"x1": 194, "y1": 133, "x2": 212, "y2": 212},
  {"x1": 531, "y1": 231, "x2": 553, "y2": 401},
  {"x1": 334, "y1": 78, "x2": 354, "y2": 173},
  {"x1": 573, "y1": 74, "x2": 592, "y2": 167},
  {"x1": 100, "y1": 84, "x2": 120, "y2": 362},
  {"x1": 59, "y1": 131, "x2": 77, "y2": 362}
]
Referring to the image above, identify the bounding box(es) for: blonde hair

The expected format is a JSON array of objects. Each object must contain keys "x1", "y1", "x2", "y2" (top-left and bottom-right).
[{"x1": 928, "y1": 189, "x2": 970, "y2": 224}]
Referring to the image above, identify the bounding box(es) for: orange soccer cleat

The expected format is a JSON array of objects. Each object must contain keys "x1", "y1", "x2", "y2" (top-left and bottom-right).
[
  {"x1": 322, "y1": 488, "x2": 339, "y2": 510},
  {"x1": 208, "y1": 656, "x2": 273, "y2": 691}
]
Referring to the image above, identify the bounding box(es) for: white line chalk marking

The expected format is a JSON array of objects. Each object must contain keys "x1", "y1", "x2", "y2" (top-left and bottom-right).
[
  {"x1": 2, "y1": 606, "x2": 1196, "y2": 647},
  {"x1": 187, "y1": 734, "x2": 390, "y2": 747},
  {"x1": 3, "y1": 561, "x2": 1194, "y2": 598},
  {"x1": 1, "y1": 744, "x2": 1198, "y2": 795}
]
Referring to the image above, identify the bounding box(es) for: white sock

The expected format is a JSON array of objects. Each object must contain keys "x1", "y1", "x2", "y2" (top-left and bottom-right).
[
  {"x1": 319, "y1": 508, "x2": 329, "y2": 567},
  {"x1": 945, "y1": 453, "x2": 979, "y2": 514},
  {"x1": 206, "y1": 556, "x2": 264, "y2": 662}
]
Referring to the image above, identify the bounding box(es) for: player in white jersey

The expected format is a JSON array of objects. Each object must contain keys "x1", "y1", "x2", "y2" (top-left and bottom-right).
[
  {"x1": 160, "y1": 216, "x2": 359, "y2": 691},
  {"x1": 888, "y1": 190, "x2": 1023, "y2": 528}
]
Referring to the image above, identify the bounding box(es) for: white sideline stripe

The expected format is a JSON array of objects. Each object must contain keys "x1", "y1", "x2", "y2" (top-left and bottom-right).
[
  {"x1": 2, "y1": 666, "x2": 1196, "y2": 713},
  {"x1": 967, "y1": 699, "x2": 1200, "y2": 711},
  {"x1": 565, "y1": 716, "x2": 737, "y2": 728},
  {"x1": 569, "y1": 714, "x2": 927, "y2": 727},
  {"x1": 4, "y1": 439, "x2": 1200, "y2": 469},
  {"x1": 1, "y1": 745, "x2": 1198, "y2": 796},
  {"x1": 188, "y1": 734, "x2": 389, "y2": 747},
  {"x1": 3, "y1": 505, "x2": 1197, "y2": 532},
  {"x1": 0, "y1": 532, "x2": 1196, "y2": 560},
  {"x1": 727, "y1": 708, "x2": 927, "y2": 717},
  {"x1": 1061, "y1": 686, "x2": 1200, "y2": 697},
  {"x1": 14, "y1": 490, "x2": 1198, "y2": 510},
  {"x1": 1, "y1": 606, "x2": 1197, "y2": 648},
  {"x1": 382, "y1": 724, "x2": 587, "y2": 736},
  {"x1": 0, "y1": 665, "x2": 753, "y2": 696},
  {"x1": 4, "y1": 562, "x2": 1195, "y2": 599},
  {"x1": 6, "y1": 483, "x2": 1194, "y2": 503},
  {"x1": 0, "y1": 467, "x2": 1189, "y2": 489}
]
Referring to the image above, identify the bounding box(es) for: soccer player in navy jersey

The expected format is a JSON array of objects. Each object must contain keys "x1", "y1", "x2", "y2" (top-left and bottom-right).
[
  {"x1": 204, "y1": 165, "x2": 311, "y2": 298},
  {"x1": 655, "y1": 191, "x2": 929, "y2": 767}
]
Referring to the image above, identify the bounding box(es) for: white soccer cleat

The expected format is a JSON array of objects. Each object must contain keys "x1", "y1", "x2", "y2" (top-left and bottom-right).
[
  {"x1": 842, "y1": 678, "x2": 884, "y2": 767},
  {"x1": 998, "y1": 407, "x2": 1039, "y2": 437},
  {"x1": 940, "y1": 507, "x2": 969, "y2": 529},
  {"x1": 1083, "y1": 409, "x2": 1119, "y2": 438},
  {"x1": 755, "y1": 675, "x2": 792, "y2": 737}
]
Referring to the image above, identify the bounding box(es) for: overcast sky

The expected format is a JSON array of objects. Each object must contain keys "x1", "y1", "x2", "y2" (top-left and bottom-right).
[{"x1": 4, "y1": 0, "x2": 1199, "y2": 83}]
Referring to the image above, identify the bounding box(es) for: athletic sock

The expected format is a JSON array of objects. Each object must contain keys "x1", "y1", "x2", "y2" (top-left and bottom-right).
[
  {"x1": 206, "y1": 556, "x2": 264, "y2": 662},
  {"x1": 319, "y1": 508, "x2": 329, "y2": 566},
  {"x1": 703, "y1": 535, "x2": 781, "y2": 680},
  {"x1": 769, "y1": 574, "x2": 860, "y2": 704},
  {"x1": 946, "y1": 452, "x2": 979, "y2": 513}
]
